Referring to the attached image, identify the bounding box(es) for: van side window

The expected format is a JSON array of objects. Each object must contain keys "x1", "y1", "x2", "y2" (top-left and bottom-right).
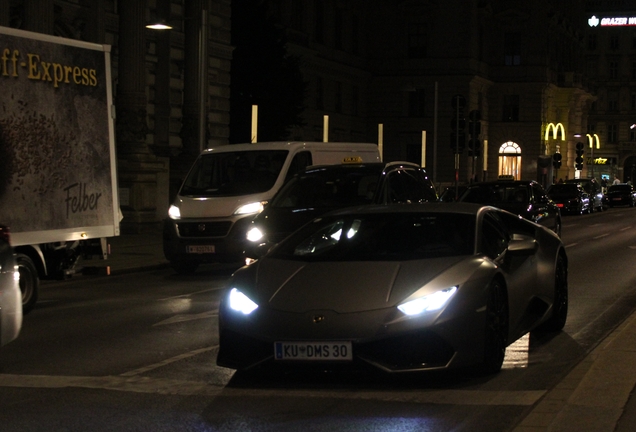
[{"x1": 285, "y1": 151, "x2": 313, "y2": 183}]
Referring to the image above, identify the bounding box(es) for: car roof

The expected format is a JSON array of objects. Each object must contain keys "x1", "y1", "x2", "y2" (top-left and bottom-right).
[
  {"x1": 301, "y1": 161, "x2": 422, "y2": 174},
  {"x1": 467, "y1": 179, "x2": 535, "y2": 187},
  {"x1": 320, "y1": 202, "x2": 493, "y2": 218}
]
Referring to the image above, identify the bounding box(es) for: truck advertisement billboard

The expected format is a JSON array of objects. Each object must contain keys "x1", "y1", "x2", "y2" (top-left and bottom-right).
[{"x1": 0, "y1": 26, "x2": 119, "y2": 245}]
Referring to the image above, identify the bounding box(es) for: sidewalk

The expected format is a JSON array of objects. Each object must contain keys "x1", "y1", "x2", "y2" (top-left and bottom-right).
[{"x1": 84, "y1": 232, "x2": 636, "y2": 432}]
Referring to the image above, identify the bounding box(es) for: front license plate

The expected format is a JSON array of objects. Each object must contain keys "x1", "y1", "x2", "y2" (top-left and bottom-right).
[
  {"x1": 274, "y1": 341, "x2": 353, "y2": 361},
  {"x1": 186, "y1": 245, "x2": 215, "y2": 254}
]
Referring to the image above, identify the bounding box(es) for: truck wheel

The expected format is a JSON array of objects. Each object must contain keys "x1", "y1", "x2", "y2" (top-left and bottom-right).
[
  {"x1": 171, "y1": 260, "x2": 199, "y2": 275},
  {"x1": 17, "y1": 254, "x2": 39, "y2": 314}
]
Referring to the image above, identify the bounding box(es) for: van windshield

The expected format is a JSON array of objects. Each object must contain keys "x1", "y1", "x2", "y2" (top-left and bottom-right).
[{"x1": 180, "y1": 150, "x2": 288, "y2": 197}]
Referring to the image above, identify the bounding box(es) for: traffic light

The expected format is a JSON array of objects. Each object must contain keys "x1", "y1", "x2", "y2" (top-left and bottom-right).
[
  {"x1": 450, "y1": 95, "x2": 466, "y2": 154},
  {"x1": 552, "y1": 153, "x2": 562, "y2": 169},
  {"x1": 468, "y1": 110, "x2": 481, "y2": 157},
  {"x1": 575, "y1": 142, "x2": 585, "y2": 170}
]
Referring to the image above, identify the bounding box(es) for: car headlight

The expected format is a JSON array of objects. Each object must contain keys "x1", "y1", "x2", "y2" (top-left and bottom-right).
[
  {"x1": 228, "y1": 288, "x2": 259, "y2": 315},
  {"x1": 168, "y1": 205, "x2": 181, "y2": 220},
  {"x1": 234, "y1": 202, "x2": 265, "y2": 215},
  {"x1": 397, "y1": 286, "x2": 457, "y2": 316},
  {"x1": 246, "y1": 226, "x2": 264, "y2": 242}
]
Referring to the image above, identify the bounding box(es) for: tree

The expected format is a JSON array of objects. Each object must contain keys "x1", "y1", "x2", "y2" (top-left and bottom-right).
[{"x1": 229, "y1": 0, "x2": 307, "y2": 143}]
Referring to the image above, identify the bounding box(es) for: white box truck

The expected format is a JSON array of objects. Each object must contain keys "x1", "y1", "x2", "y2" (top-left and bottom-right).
[
  {"x1": 0, "y1": 26, "x2": 119, "y2": 312},
  {"x1": 163, "y1": 141, "x2": 379, "y2": 273}
]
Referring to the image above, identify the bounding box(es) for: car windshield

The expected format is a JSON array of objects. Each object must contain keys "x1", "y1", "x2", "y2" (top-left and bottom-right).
[
  {"x1": 270, "y1": 166, "x2": 383, "y2": 209},
  {"x1": 609, "y1": 184, "x2": 631, "y2": 192},
  {"x1": 269, "y1": 212, "x2": 476, "y2": 261},
  {"x1": 180, "y1": 150, "x2": 288, "y2": 197},
  {"x1": 460, "y1": 184, "x2": 528, "y2": 204},
  {"x1": 548, "y1": 184, "x2": 578, "y2": 194}
]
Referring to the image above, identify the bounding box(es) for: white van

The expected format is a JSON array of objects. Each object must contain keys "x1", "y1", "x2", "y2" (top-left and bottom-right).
[{"x1": 163, "y1": 141, "x2": 380, "y2": 273}]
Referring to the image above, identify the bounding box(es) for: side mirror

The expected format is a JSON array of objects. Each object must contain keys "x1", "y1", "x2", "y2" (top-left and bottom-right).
[{"x1": 507, "y1": 234, "x2": 538, "y2": 256}]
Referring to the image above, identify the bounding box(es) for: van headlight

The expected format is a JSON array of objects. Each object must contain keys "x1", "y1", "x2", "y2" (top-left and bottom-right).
[
  {"x1": 168, "y1": 205, "x2": 181, "y2": 220},
  {"x1": 234, "y1": 202, "x2": 265, "y2": 215}
]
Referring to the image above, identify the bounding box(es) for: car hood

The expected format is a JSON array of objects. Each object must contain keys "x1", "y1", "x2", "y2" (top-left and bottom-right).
[{"x1": 232, "y1": 255, "x2": 483, "y2": 314}]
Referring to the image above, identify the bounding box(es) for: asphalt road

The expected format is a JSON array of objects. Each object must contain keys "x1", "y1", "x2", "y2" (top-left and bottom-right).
[{"x1": 1, "y1": 206, "x2": 635, "y2": 431}]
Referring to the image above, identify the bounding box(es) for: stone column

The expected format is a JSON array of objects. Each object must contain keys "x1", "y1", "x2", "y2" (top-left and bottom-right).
[
  {"x1": 178, "y1": 0, "x2": 209, "y2": 161},
  {"x1": 116, "y1": 0, "x2": 167, "y2": 233},
  {"x1": 24, "y1": 0, "x2": 54, "y2": 34}
]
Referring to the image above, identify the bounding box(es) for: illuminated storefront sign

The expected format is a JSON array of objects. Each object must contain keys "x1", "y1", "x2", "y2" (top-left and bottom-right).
[
  {"x1": 586, "y1": 157, "x2": 617, "y2": 165},
  {"x1": 544, "y1": 122, "x2": 565, "y2": 141},
  {"x1": 588, "y1": 15, "x2": 636, "y2": 27}
]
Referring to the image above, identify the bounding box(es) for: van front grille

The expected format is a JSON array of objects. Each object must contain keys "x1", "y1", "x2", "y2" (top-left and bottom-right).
[{"x1": 177, "y1": 221, "x2": 232, "y2": 238}]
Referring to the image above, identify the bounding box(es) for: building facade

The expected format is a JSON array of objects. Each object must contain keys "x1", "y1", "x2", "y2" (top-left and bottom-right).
[
  {"x1": 1, "y1": 0, "x2": 232, "y2": 233},
  {"x1": 584, "y1": 1, "x2": 636, "y2": 184},
  {"x1": 266, "y1": 0, "x2": 595, "y2": 188}
]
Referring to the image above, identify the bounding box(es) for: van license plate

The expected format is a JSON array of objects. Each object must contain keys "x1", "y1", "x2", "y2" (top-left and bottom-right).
[
  {"x1": 186, "y1": 245, "x2": 215, "y2": 254},
  {"x1": 274, "y1": 341, "x2": 352, "y2": 361}
]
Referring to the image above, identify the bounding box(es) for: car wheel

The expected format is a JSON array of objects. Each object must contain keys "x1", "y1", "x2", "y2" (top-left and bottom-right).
[
  {"x1": 16, "y1": 253, "x2": 39, "y2": 314},
  {"x1": 537, "y1": 254, "x2": 568, "y2": 333},
  {"x1": 170, "y1": 260, "x2": 199, "y2": 274},
  {"x1": 477, "y1": 279, "x2": 508, "y2": 375}
]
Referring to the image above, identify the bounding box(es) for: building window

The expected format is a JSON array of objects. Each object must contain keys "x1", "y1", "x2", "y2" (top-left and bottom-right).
[
  {"x1": 290, "y1": 2, "x2": 304, "y2": 31},
  {"x1": 504, "y1": 32, "x2": 521, "y2": 66},
  {"x1": 316, "y1": 77, "x2": 324, "y2": 110},
  {"x1": 587, "y1": 58, "x2": 597, "y2": 77},
  {"x1": 334, "y1": 9, "x2": 343, "y2": 50},
  {"x1": 608, "y1": 124, "x2": 618, "y2": 143},
  {"x1": 351, "y1": 16, "x2": 359, "y2": 55},
  {"x1": 608, "y1": 90, "x2": 619, "y2": 111},
  {"x1": 408, "y1": 89, "x2": 426, "y2": 117},
  {"x1": 588, "y1": 34, "x2": 597, "y2": 50},
  {"x1": 502, "y1": 95, "x2": 520, "y2": 121},
  {"x1": 609, "y1": 60, "x2": 618, "y2": 79},
  {"x1": 352, "y1": 86, "x2": 359, "y2": 116},
  {"x1": 335, "y1": 81, "x2": 342, "y2": 113},
  {"x1": 315, "y1": 2, "x2": 324, "y2": 44},
  {"x1": 610, "y1": 35, "x2": 619, "y2": 50},
  {"x1": 498, "y1": 141, "x2": 522, "y2": 180},
  {"x1": 408, "y1": 23, "x2": 427, "y2": 59}
]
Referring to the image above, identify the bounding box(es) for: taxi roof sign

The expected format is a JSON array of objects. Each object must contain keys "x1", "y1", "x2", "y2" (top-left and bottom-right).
[
  {"x1": 498, "y1": 175, "x2": 515, "y2": 181},
  {"x1": 342, "y1": 156, "x2": 363, "y2": 164}
]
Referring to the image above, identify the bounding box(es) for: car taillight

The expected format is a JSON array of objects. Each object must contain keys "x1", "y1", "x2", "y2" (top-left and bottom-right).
[{"x1": 0, "y1": 225, "x2": 10, "y2": 244}]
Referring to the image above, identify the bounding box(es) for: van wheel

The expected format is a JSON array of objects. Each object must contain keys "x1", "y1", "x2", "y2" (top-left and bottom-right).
[
  {"x1": 17, "y1": 254, "x2": 39, "y2": 314},
  {"x1": 171, "y1": 260, "x2": 199, "y2": 274}
]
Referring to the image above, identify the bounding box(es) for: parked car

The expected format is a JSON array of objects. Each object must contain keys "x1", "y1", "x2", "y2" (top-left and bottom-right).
[
  {"x1": 458, "y1": 179, "x2": 562, "y2": 236},
  {"x1": 0, "y1": 225, "x2": 22, "y2": 347},
  {"x1": 564, "y1": 178, "x2": 605, "y2": 212},
  {"x1": 244, "y1": 162, "x2": 438, "y2": 261},
  {"x1": 217, "y1": 203, "x2": 568, "y2": 376},
  {"x1": 546, "y1": 183, "x2": 591, "y2": 215},
  {"x1": 606, "y1": 183, "x2": 636, "y2": 207}
]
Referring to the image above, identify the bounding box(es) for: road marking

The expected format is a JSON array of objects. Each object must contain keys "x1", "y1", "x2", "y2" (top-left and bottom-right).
[
  {"x1": 0, "y1": 373, "x2": 546, "y2": 405},
  {"x1": 153, "y1": 311, "x2": 217, "y2": 326},
  {"x1": 120, "y1": 346, "x2": 218, "y2": 377},
  {"x1": 565, "y1": 242, "x2": 579, "y2": 248},
  {"x1": 593, "y1": 233, "x2": 610, "y2": 239},
  {"x1": 620, "y1": 226, "x2": 632, "y2": 231}
]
